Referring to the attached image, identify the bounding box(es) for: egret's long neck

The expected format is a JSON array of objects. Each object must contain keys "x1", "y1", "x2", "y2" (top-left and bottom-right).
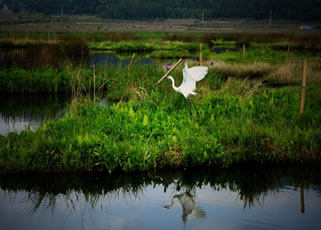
[{"x1": 168, "y1": 76, "x2": 179, "y2": 92}]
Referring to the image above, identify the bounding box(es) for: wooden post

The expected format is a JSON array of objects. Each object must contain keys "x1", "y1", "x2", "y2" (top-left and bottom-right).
[
  {"x1": 300, "y1": 60, "x2": 308, "y2": 118},
  {"x1": 200, "y1": 43, "x2": 203, "y2": 66},
  {"x1": 156, "y1": 59, "x2": 183, "y2": 85},
  {"x1": 128, "y1": 53, "x2": 136, "y2": 72},
  {"x1": 93, "y1": 64, "x2": 96, "y2": 101},
  {"x1": 243, "y1": 44, "x2": 246, "y2": 59},
  {"x1": 286, "y1": 44, "x2": 291, "y2": 63}
]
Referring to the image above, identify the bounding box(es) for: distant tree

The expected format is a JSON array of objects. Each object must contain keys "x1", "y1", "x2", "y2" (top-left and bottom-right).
[{"x1": 2, "y1": 0, "x2": 321, "y2": 20}]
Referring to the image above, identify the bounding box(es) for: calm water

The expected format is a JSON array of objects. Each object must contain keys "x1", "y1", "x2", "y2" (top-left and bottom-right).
[
  {"x1": 0, "y1": 166, "x2": 320, "y2": 230},
  {"x1": 0, "y1": 94, "x2": 69, "y2": 135},
  {"x1": 0, "y1": 48, "x2": 155, "y2": 69},
  {"x1": 90, "y1": 52, "x2": 155, "y2": 66}
]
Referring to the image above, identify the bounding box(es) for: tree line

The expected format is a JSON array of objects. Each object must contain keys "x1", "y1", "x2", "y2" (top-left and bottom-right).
[{"x1": 2, "y1": 0, "x2": 321, "y2": 21}]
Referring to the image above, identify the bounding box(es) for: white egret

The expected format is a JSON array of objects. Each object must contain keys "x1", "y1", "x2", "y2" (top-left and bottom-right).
[
  {"x1": 167, "y1": 62, "x2": 208, "y2": 99},
  {"x1": 166, "y1": 62, "x2": 208, "y2": 116}
]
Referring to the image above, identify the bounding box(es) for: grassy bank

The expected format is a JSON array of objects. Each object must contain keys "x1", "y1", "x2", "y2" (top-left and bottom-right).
[{"x1": 0, "y1": 78, "x2": 320, "y2": 173}]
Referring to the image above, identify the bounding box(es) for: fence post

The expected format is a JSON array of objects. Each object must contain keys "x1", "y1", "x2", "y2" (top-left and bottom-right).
[
  {"x1": 286, "y1": 44, "x2": 291, "y2": 63},
  {"x1": 200, "y1": 43, "x2": 203, "y2": 65},
  {"x1": 300, "y1": 60, "x2": 308, "y2": 118},
  {"x1": 93, "y1": 64, "x2": 96, "y2": 101},
  {"x1": 243, "y1": 44, "x2": 246, "y2": 59}
]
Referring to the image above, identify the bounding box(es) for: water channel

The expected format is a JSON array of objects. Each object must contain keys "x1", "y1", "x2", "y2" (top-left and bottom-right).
[
  {"x1": 0, "y1": 166, "x2": 320, "y2": 230},
  {"x1": 0, "y1": 94, "x2": 69, "y2": 135}
]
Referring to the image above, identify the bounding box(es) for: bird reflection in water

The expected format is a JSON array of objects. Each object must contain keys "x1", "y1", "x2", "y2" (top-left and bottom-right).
[{"x1": 164, "y1": 191, "x2": 206, "y2": 224}]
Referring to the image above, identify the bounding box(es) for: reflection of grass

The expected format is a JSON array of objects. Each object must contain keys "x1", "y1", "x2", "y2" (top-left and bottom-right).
[
  {"x1": 0, "y1": 95, "x2": 69, "y2": 121},
  {"x1": 0, "y1": 166, "x2": 320, "y2": 213},
  {"x1": 0, "y1": 40, "x2": 89, "y2": 69}
]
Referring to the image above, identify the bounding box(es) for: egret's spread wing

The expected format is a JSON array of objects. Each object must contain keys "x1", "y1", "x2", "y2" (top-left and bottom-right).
[
  {"x1": 182, "y1": 65, "x2": 192, "y2": 83},
  {"x1": 188, "y1": 66, "x2": 208, "y2": 82}
]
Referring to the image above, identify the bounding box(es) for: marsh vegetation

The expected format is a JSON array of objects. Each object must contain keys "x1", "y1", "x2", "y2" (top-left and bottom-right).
[{"x1": 0, "y1": 31, "x2": 320, "y2": 173}]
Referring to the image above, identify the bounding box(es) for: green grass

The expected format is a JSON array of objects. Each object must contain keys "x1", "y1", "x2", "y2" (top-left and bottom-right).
[
  {"x1": 0, "y1": 65, "x2": 111, "y2": 94},
  {"x1": 89, "y1": 40, "x2": 200, "y2": 51},
  {"x1": 0, "y1": 81, "x2": 320, "y2": 173},
  {"x1": 0, "y1": 67, "x2": 75, "y2": 93}
]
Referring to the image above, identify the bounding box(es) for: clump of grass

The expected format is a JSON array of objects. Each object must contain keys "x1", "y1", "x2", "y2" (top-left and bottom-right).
[
  {"x1": 0, "y1": 68, "x2": 69, "y2": 93},
  {"x1": 208, "y1": 60, "x2": 273, "y2": 79},
  {"x1": 89, "y1": 40, "x2": 199, "y2": 52},
  {"x1": 266, "y1": 61, "x2": 321, "y2": 85},
  {"x1": 0, "y1": 64, "x2": 102, "y2": 94},
  {"x1": 150, "y1": 50, "x2": 190, "y2": 58}
]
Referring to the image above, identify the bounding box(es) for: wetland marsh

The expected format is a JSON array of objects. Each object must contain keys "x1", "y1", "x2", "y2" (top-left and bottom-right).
[
  {"x1": 1, "y1": 2, "x2": 321, "y2": 227},
  {"x1": 0, "y1": 31, "x2": 320, "y2": 173}
]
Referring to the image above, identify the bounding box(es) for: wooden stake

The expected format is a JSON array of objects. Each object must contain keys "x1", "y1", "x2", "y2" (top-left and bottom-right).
[
  {"x1": 286, "y1": 44, "x2": 291, "y2": 63},
  {"x1": 128, "y1": 53, "x2": 136, "y2": 71},
  {"x1": 200, "y1": 43, "x2": 203, "y2": 66},
  {"x1": 243, "y1": 44, "x2": 246, "y2": 58},
  {"x1": 156, "y1": 59, "x2": 183, "y2": 85},
  {"x1": 93, "y1": 64, "x2": 96, "y2": 101},
  {"x1": 300, "y1": 60, "x2": 308, "y2": 118}
]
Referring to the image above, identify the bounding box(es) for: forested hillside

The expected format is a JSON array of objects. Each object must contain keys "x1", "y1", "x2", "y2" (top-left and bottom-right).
[{"x1": 2, "y1": 0, "x2": 321, "y2": 21}]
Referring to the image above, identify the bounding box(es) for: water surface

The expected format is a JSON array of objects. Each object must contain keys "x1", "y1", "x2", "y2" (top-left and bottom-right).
[
  {"x1": 90, "y1": 52, "x2": 155, "y2": 66},
  {"x1": 1, "y1": 166, "x2": 320, "y2": 230},
  {"x1": 0, "y1": 94, "x2": 69, "y2": 135}
]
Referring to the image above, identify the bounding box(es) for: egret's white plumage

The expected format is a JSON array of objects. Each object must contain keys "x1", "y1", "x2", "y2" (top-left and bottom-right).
[{"x1": 167, "y1": 62, "x2": 208, "y2": 98}]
